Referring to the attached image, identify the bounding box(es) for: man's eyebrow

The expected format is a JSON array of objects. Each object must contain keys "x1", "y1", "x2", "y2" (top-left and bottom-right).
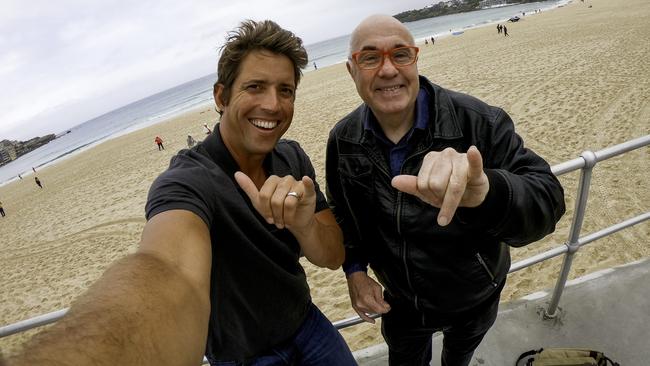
[
  {"x1": 242, "y1": 79, "x2": 267, "y2": 84},
  {"x1": 359, "y1": 45, "x2": 379, "y2": 51},
  {"x1": 358, "y1": 43, "x2": 409, "y2": 51}
]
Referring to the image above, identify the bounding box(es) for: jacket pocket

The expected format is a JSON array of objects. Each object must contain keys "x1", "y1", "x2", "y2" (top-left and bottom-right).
[
  {"x1": 475, "y1": 252, "x2": 499, "y2": 288},
  {"x1": 338, "y1": 154, "x2": 374, "y2": 190}
]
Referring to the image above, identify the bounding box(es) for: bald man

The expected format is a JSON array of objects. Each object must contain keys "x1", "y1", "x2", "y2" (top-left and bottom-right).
[{"x1": 325, "y1": 15, "x2": 565, "y2": 366}]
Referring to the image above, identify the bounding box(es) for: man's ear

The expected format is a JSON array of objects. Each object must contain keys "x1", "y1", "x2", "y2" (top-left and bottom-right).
[
  {"x1": 346, "y1": 60, "x2": 354, "y2": 78},
  {"x1": 214, "y1": 84, "x2": 226, "y2": 112}
]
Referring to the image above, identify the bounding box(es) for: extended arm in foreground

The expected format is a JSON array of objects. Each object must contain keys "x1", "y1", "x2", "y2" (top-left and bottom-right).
[{"x1": 8, "y1": 210, "x2": 212, "y2": 366}]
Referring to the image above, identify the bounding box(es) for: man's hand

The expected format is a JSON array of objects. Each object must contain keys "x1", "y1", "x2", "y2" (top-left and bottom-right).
[
  {"x1": 235, "y1": 172, "x2": 316, "y2": 231},
  {"x1": 347, "y1": 272, "x2": 391, "y2": 323},
  {"x1": 391, "y1": 146, "x2": 489, "y2": 226}
]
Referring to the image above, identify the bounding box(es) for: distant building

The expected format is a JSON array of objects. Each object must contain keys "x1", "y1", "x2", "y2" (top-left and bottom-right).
[
  {"x1": 0, "y1": 134, "x2": 56, "y2": 167},
  {"x1": 480, "y1": 0, "x2": 516, "y2": 9},
  {"x1": 0, "y1": 140, "x2": 17, "y2": 165}
]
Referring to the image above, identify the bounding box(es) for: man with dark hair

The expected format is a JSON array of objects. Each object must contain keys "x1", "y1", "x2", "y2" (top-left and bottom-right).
[
  {"x1": 8, "y1": 19, "x2": 355, "y2": 366},
  {"x1": 326, "y1": 15, "x2": 565, "y2": 366}
]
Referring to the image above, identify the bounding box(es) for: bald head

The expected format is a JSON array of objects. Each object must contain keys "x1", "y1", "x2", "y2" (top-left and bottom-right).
[
  {"x1": 349, "y1": 15, "x2": 414, "y2": 54},
  {"x1": 345, "y1": 14, "x2": 420, "y2": 130}
]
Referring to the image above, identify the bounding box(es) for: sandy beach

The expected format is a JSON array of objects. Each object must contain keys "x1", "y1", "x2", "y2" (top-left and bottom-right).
[{"x1": 1, "y1": 0, "x2": 648, "y2": 357}]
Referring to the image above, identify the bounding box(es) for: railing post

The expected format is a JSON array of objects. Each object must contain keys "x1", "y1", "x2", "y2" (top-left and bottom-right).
[{"x1": 545, "y1": 150, "x2": 597, "y2": 318}]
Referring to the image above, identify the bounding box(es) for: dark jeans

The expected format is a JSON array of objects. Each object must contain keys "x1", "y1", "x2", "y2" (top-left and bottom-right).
[
  {"x1": 381, "y1": 292, "x2": 500, "y2": 366},
  {"x1": 208, "y1": 303, "x2": 357, "y2": 366}
]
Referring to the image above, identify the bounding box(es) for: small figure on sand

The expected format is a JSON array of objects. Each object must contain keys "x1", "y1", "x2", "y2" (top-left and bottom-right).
[
  {"x1": 187, "y1": 134, "x2": 196, "y2": 148},
  {"x1": 34, "y1": 176, "x2": 43, "y2": 188},
  {"x1": 0, "y1": 200, "x2": 5, "y2": 217},
  {"x1": 430, "y1": 36, "x2": 435, "y2": 45},
  {"x1": 425, "y1": 39, "x2": 428, "y2": 45},
  {"x1": 32, "y1": 167, "x2": 36, "y2": 173},
  {"x1": 313, "y1": 62, "x2": 318, "y2": 70},
  {"x1": 503, "y1": 25, "x2": 509, "y2": 36},
  {"x1": 203, "y1": 123, "x2": 212, "y2": 135},
  {"x1": 154, "y1": 136, "x2": 165, "y2": 150},
  {"x1": 497, "y1": 24, "x2": 502, "y2": 34},
  {"x1": 18, "y1": 174, "x2": 22, "y2": 180}
]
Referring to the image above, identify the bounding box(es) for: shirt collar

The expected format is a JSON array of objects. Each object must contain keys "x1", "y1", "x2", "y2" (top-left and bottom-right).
[{"x1": 201, "y1": 123, "x2": 292, "y2": 177}]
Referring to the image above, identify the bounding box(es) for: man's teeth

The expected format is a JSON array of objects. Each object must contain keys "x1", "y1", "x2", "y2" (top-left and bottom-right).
[
  {"x1": 250, "y1": 119, "x2": 278, "y2": 129},
  {"x1": 379, "y1": 85, "x2": 401, "y2": 92}
]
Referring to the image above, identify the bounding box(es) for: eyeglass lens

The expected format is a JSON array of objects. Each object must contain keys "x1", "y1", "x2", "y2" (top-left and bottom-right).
[{"x1": 356, "y1": 47, "x2": 417, "y2": 69}]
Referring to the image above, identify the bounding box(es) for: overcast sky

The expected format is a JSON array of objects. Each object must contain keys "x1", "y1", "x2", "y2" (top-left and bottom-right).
[{"x1": 0, "y1": 0, "x2": 434, "y2": 140}]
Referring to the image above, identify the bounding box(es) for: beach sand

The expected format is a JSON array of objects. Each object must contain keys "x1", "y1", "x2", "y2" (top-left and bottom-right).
[{"x1": 1, "y1": 0, "x2": 648, "y2": 357}]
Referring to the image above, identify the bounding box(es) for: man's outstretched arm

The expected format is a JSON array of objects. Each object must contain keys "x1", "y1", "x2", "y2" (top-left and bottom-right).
[{"x1": 8, "y1": 210, "x2": 212, "y2": 366}]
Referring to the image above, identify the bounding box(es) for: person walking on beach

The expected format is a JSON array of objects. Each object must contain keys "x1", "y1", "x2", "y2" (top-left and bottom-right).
[
  {"x1": 34, "y1": 177, "x2": 42, "y2": 189},
  {"x1": 18, "y1": 174, "x2": 22, "y2": 180},
  {"x1": 503, "y1": 24, "x2": 509, "y2": 36},
  {"x1": 203, "y1": 123, "x2": 212, "y2": 135},
  {"x1": 187, "y1": 134, "x2": 196, "y2": 148},
  {"x1": 0, "y1": 200, "x2": 5, "y2": 217},
  {"x1": 8, "y1": 19, "x2": 354, "y2": 366},
  {"x1": 326, "y1": 15, "x2": 565, "y2": 366},
  {"x1": 497, "y1": 24, "x2": 501, "y2": 34},
  {"x1": 154, "y1": 136, "x2": 164, "y2": 150},
  {"x1": 431, "y1": 36, "x2": 435, "y2": 45}
]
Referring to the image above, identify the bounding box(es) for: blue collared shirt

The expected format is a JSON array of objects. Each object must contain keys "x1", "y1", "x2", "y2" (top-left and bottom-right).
[
  {"x1": 344, "y1": 87, "x2": 431, "y2": 277},
  {"x1": 364, "y1": 88, "x2": 430, "y2": 177}
]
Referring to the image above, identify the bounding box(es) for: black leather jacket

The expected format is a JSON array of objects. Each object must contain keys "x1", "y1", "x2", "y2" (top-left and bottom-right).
[{"x1": 326, "y1": 77, "x2": 565, "y2": 316}]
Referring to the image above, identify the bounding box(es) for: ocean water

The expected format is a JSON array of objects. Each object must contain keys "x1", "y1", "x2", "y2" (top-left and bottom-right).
[{"x1": 0, "y1": 0, "x2": 566, "y2": 184}]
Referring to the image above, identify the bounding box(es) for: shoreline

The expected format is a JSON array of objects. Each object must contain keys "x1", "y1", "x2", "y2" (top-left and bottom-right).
[
  {"x1": 0, "y1": 102, "x2": 215, "y2": 187},
  {"x1": 1, "y1": 0, "x2": 649, "y2": 356}
]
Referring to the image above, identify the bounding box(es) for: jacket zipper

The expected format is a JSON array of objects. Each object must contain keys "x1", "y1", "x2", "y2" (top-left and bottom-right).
[
  {"x1": 361, "y1": 143, "x2": 420, "y2": 310},
  {"x1": 475, "y1": 253, "x2": 498, "y2": 288},
  {"x1": 396, "y1": 191, "x2": 419, "y2": 311},
  {"x1": 396, "y1": 144, "x2": 435, "y2": 314}
]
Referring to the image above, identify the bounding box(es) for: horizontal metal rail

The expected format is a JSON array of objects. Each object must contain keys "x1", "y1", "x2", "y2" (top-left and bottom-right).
[
  {"x1": 0, "y1": 309, "x2": 68, "y2": 338},
  {"x1": 333, "y1": 313, "x2": 381, "y2": 329},
  {"x1": 550, "y1": 134, "x2": 650, "y2": 175},
  {"x1": 508, "y1": 212, "x2": 650, "y2": 274}
]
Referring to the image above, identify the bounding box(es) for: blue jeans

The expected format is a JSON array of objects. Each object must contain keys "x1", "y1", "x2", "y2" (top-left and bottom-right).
[{"x1": 208, "y1": 303, "x2": 357, "y2": 366}]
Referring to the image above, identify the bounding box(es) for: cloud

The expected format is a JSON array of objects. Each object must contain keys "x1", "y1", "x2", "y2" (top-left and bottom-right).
[
  {"x1": 0, "y1": 51, "x2": 21, "y2": 76},
  {"x1": 0, "y1": 0, "x2": 433, "y2": 140}
]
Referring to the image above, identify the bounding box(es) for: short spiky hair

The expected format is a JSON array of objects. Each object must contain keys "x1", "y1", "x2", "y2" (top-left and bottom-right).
[{"x1": 214, "y1": 19, "x2": 308, "y2": 112}]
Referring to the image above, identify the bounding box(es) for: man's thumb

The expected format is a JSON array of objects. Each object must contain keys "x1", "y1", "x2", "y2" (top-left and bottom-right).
[
  {"x1": 234, "y1": 171, "x2": 258, "y2": 201},
  {"x1": 391, "y1": 175, "x2": 419, "y2": 196}
]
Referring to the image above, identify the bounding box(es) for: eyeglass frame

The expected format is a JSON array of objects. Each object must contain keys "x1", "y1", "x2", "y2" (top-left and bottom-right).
[{"x1": 349, "y1": 46, "x2": 420, "y2": 70}]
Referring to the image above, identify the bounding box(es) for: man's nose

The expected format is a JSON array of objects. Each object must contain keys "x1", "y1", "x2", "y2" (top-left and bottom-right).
[{"x1": 378, "y1": 54, "x2": 399, "y2": 76}]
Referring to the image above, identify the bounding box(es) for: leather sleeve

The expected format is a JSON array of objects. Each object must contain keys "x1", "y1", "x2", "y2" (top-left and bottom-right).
[{"x1": 457, "y1": 108, "x2": 566, "y2": 247}]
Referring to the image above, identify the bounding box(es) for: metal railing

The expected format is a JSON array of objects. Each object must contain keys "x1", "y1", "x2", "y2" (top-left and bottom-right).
[{"x1": 1, "y1": 135, "x2": 649, "y2": 359}]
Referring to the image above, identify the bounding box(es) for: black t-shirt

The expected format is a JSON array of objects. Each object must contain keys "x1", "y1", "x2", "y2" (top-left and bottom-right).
[{"x1": 145, "y1": 127, "x2": 328, "y2": 362}]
